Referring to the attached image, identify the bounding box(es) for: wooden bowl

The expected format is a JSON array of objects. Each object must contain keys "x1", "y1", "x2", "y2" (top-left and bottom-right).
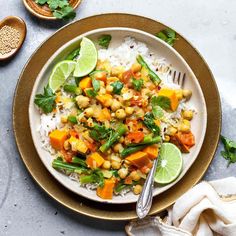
[
  {"x1": 22, "y1": 0, "x2": 82, "y2": 20},
  {"x1": 0, "y1": 16, "x2": 26, "y2": 61}
]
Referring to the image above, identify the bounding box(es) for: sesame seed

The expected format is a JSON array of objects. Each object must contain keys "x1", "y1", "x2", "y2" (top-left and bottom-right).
[{"x1": 0, "y1": 25, "x2": 20, "y2": 55}]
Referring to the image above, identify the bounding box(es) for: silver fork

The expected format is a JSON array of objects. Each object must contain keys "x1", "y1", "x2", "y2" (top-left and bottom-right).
[{"x1": 136, "y1": 70, "x2": 186, "y2": 219}]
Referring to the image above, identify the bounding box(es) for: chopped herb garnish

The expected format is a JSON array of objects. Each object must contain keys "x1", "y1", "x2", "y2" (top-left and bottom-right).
[
  {"x1": 221, "y1": 135, "x2": 236, "y2": 166},
  {"x1": 92, "y1": 79, "x2": 100, "y2": 92},
  {"x1": 156, "y1": 28, "x2": 177, "y2": 46},
  {"x1": 35, "y1": 0, "x2": 76, "y2": 20},
  {"x1": 143, "y1": 112, "x2": 160, "y2": 135},
  {"x1": 151, "y1": 96, "x2": 171, "y2": 110},
  {"x1": 111, "y1": 81, "x2": 124, "y2": 95},
  {"x1": 98, "y1": 34, "x2": 112, "y2": 49},
  {"x1": 34, "y1": 85, "x2": 56, "y2": 113},
  {"x1": 89, "y1": 123, "x2": 114, "y2": 142},
  {"x1": 132, "y1": 78, "x2": 143, "y2": 91},
  {"x1": 85, "y1": 88, "x2": 97, "y2": 98}
]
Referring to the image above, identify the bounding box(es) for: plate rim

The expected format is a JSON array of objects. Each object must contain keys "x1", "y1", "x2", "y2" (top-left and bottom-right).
[
  {"x1": 13, "y1": 13, "x2": 221, "y2": 220},
  {"x1": 28, "y1": 26, "x2": 207, "y2": 204}
]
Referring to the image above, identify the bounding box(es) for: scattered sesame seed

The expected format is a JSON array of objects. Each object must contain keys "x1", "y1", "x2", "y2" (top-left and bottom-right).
[{"x1": 0, "y1": 25, "x2": 20, "y2": 55}]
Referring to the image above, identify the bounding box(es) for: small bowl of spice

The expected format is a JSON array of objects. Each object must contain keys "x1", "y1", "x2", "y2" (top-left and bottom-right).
[
  {"x1": 0, "y1": 16, "x2": 26, "y2": 61},
  {"x1": 23, "y1": 0, "x2": 82, "y2": 21}
]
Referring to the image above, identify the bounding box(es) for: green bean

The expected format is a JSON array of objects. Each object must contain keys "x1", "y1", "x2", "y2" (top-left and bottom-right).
[{"x1": 65, "y1": 47, "x2": 80, "y2": 60}]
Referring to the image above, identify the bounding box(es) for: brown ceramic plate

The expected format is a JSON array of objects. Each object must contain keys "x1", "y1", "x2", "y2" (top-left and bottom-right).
[
  {"x1": 13, "y1": 13, "x2": 221, "y2": 220},
  {"x1": 22, "y1": 0, "x2": 81, "y2": 20}
]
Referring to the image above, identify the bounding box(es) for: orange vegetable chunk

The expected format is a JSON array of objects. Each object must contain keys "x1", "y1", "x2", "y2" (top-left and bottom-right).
[
  {"x1": 126, "y1": 151, "x2": 151, "y2": 168},
  {"x1": 158, "y1": 88, "x2": 179, "y2": 111},
  {"x1": 49, "y1": 129, "x2": 68, "y2": 151},
  {"x1": 86, "y1": 152, "x2": 105, "y2": 169},
  {"x1": 96, "y1": 94, "x2": 112, "y2": 107},
  {"x1": 97, "y1": 179, "x2": 115, "y2": 199},
  {"x1": 143, "y1": 145, "x2": 159, "y2": 159},
  {"x1": 97, "y1": 108, "x2": 111, "y2": 122},
  {"x1": 79, "y1": 77, "x2": 92, "y2": 90}
]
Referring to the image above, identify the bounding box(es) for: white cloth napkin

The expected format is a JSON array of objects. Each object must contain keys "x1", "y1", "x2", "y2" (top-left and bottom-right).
[{"x1": 126, "y1": 177, "x2": 236, "y2": 236}]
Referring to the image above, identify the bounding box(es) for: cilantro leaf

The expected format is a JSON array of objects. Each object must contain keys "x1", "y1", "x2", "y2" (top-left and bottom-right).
[
  {"x1": 143, "y1": 112, "x2": 160, "y2": 135},
  {"x1": 221, "y1": 135, "x2": 236, "y2": 166},
  {"x1": 53, "y1": 5, "x2": 76, "y2": 20},
  {"x1": 111, "y1": 81, "x2": 124, "y2": 95},
  {"x1": 89, "y1": 124, "x2": 113, "y2": 142},
  {"x1": 132, "y1": 78, "x2": 143, "y2": 91},
  {"x1": 35, "y1": 0, "x2": 48, "y2": 4},
  {"x1": 156, "y1": 28, "x2": 177, "y2": 46},
  {"x1": 98, "y1": 35, "x2": 112, "y2": 49},
  {"x1": 92, "y1": 79, "x2": 100, "y2": 92},
  {"x1": 152, "y1": 106, "x2": 164, "y2": 119},
  {"x1": 48, "y1": 0, "x2": 68, "y2": 10},
  {"x1": 34, "y1": 85, "x2": 56, "y2": 113},
  {"x1": 85, "y1": 88, "x2": 97, "y2": 98},
  {"x1": 151, "y1": 96, "x2": 171, "y2": 110}
]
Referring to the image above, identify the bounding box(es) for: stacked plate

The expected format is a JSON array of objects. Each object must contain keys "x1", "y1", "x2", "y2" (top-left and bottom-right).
[{"x1": 13, "y1": 13, "x2": 221, "y2": 220}]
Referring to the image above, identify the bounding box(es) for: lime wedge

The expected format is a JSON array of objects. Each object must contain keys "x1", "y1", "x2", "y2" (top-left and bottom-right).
[
  {"x1": 155, "y1": 143, "x2": 183, "y2": 184},
  {"x1": 49, "y1": 60, "x2": 76, "y2": 92},
  {"x1": 73, "y1": 37, "x2": 97, "y2": 77}
]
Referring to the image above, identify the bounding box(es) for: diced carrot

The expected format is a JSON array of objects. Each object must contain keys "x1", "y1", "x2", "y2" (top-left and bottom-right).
[
  {"x1": 79, "y1": 77, "x2": 92, "y2": 90},
  {"x1": 86, "y1": 152, "x2": 105, "y2": 169},
  {"x1": 140, "y1": 165, "x2": 151, "y2": 174},
  {"x1": 61, "y1": 149, "x2": 74, "y2": 163},
  {"x1": 83, "y1": 139, "x2": 97, "y2": 152},
  {"x1": 96, "y1": 94, "x2": 112, "y2": 107},
  {"x1": 49, "y1": 130, "x2": 68, "y2": 151},
  {"x1": 126, "y1": 131, "x2": 144, "y2": 143},
  {"x1": 121, "y1": 69, "x2": 133, "y2": 84},
  {"x1": 158, "y1": 88, "x2": 179, "y2": 111},
  {"x1": 143, "y1": 145, "x2": 159, "y2": 159},
  {"x1": 97, "y1": 179, "x2": 115, "y2": 199},
  {"x1": 69, "y1": 130, "x2": 78, "y2": 138},
  {"x1": 126, "y1": 151, "x2": 151, "y2": 168}
]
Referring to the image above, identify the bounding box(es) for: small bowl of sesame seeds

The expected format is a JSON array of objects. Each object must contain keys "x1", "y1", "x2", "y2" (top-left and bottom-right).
[{"x1": 0, "y1": 16, "x2": 26, "y2": 61}]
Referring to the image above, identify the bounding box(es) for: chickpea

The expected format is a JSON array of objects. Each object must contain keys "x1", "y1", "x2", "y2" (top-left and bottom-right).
[
  {"x1": 111, "y1": 66, "x2": 125, "y2": 76},
  {"x1": 103, "y1": 161, "x2": 111, "y2": 170},
  {"x1": 115, "y1": 109, "x2": 126, "y2": 119},
  {"x1": 167, "y1": 126, "x2": 177, "y2": 136},
  {"x1": 118, "y1": 168, "x2": 128, "y2": 179},
  {"x1": 76, "y1": 95, "x2": 90, "y2": 108},
  {"x1": 113, "y1": 143, "x2": 124, "y2": 153},
  {"x1": 111, "y1": 161, "x2": 121, "y2": 170},
  {"x1": 106, "y1": 84, "x2": 113, "y2": 93},
  {"x1": 175, "y1": 89, "x2": 183, "y2": 100},
  {"x1": 104, "y1": 98, "x2": 112, "y2": 107},
  {"x1": 111, "y1": 155, "x2": 121, "y2": 162},
  {"x1": 131, "y1": 63, "x2": 142, "y2": 73},
  {"x1": 119, "y1": 136, "x2": 125, "y2": 143},
  {"x1": 182, "y1": 89, "x2": 192, "y2": 100},
  {"x1": 164, "y1": 135, "x2": 170, "y2": 142},
  {"x1": 182, "y1": 110, "x2": 193, "y2": 120},
  {"x1": 179, "y1": 119, "x2": 191, "y2": 132},
  {"x1": 98, "y1": 87, "x2": 106, "y2": 95},
  {"x1": 133, "y1": 185, "x2": 142, "y2": 195},
  {"x1": 63, "y1": 140, "x2": 70, "y2": 150},
  {"x1": 130, "y1": 171, "x2": 141, "y2": 181},
  {"x1": 125, "y1": 107, "x2": 134, "y2": 115},
  {"x1": 61, "y1": 115, "x2": 68, "y2": 123},
  {"x1": 111, "y1": 100, "x2": 122, "y2": 111},
  {"x1": 84, "y1": 107, "x2": 94, "y2": 117}
]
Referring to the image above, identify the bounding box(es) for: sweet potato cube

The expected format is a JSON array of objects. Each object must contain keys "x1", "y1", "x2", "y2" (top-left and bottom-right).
[
  {"x1": 158, "y1": 88, "x2": 179, "y2": 111},
  {"x1": 126, "y1": 151, "x2": 151, "y2": 168},
  {"x1": 86, "y1": 152, "x2": 105, "y2": 169},
  {"x1": 143, "y1": 145, "x2": 159, "y2": 159},
  {"x1": 96, "y1": 179, "x2": 115, "y2": 199},
  {"x1": 79, "y1": 77, "x2": 92, "y2": 90},
  {"x1": 49, "y1": 130, "x2": 68, "y2": 151},
  {"x1": 96, "y1": 94, "x2": 112, "y2": 107}
]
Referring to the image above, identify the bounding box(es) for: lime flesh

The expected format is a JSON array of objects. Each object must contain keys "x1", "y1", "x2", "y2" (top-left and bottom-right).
[
  {"x1": 49, "y1": 60, "x2": 76, "y2": 92},
  {"x1": 155, "y1": 143, "x2": 183, "y2": 184},
  {"x1": 73, "y1": 37, "x2": 98, "y2": 77}
]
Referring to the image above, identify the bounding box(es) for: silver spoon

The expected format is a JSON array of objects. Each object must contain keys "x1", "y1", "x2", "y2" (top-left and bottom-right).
[{"x1": 136, "y1": 152, "x2": 160, "y2": 219}]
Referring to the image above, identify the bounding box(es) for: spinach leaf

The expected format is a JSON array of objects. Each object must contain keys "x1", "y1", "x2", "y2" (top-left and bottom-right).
[
  {"x1": 111, "y1": 81, "x2": 124, "y2": 95},
  {"x1": 132, "y1": 78, "x2": 143, "y2": 91},
  {"x1": 151, "y1": 96, "x2": 171, "y2": 110},
  {"x1": 98, "y1": 35, "x2": 112, "y2": 49},
  {"x1": 143, "y1": 112, "x2": 160, "y2": 135}
]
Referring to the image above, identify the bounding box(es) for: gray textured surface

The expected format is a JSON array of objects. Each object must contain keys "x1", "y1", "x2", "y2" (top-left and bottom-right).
[{"x1": 0, "y1": 0, "x2": 236, "y2": 235}]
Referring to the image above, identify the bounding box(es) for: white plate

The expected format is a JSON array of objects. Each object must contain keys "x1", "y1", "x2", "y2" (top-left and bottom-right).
[{"x1": 29, "y1": 27, "x2": 207, "y2": 204}]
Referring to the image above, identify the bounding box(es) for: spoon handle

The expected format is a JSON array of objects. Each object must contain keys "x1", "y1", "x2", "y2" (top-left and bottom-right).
[{"x1": 136, "y1": 158, "x2": 158, "y2": 219}]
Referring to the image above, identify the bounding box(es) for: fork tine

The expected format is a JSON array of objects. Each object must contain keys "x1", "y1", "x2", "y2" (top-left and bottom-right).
[
  {"x1": 173, "y1": 71, "x2": 177, "y2": 83},
  {"x1": 180, "y1": 73, "x2": 186, "y2": 88},
  {"x1": 177, "y1": 72, "x2": 181, "y2": 85}
]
